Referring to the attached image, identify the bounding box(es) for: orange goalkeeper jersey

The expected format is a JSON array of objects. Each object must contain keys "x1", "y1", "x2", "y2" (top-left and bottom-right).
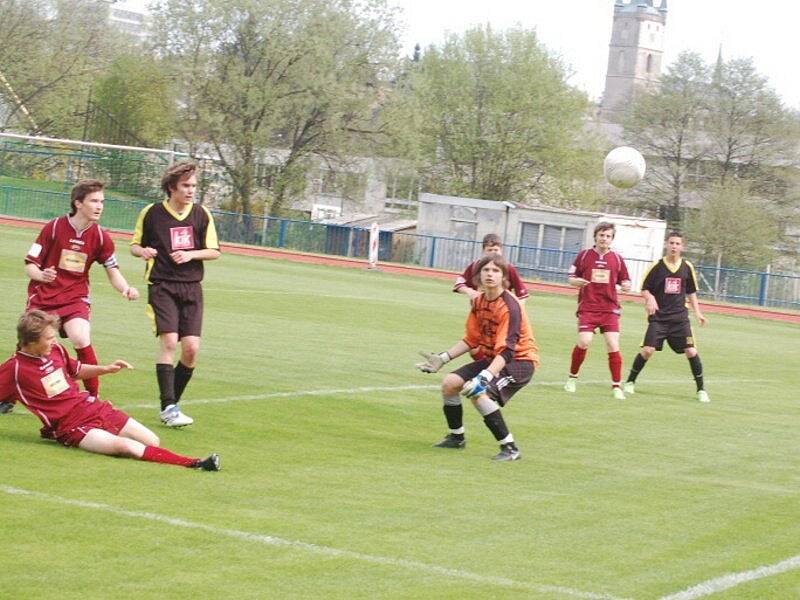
[{"x1": 463, "y1": 290, "x2": 539, "y2": 366}]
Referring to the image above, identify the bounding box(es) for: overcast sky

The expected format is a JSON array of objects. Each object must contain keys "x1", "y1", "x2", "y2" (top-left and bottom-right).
[
  {"x1": 124, "y1": 0, "x2": 799, "y2": 109},
  {"x1": 388, "y1": 0, "x2": 800, "y2": 109}
]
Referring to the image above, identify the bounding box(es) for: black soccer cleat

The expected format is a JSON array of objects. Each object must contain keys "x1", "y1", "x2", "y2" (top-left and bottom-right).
[
  {"x1": 192, "y1": 453, "x2": 221, "y2": 471},
  {"x1": 0, "y1": 401, "x2": 14, "y2": 414},
  {"x1": 492, "y1": 443, "x2": 521, "y2": 462},
  {"x1": 433, "y1": 433, "x2": 466, "y2": 449}
]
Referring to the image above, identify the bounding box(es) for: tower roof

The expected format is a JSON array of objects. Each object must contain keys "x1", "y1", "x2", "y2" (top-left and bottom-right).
[{"x1": 614, "y1": 0, "x2": 667, "y2": 16}]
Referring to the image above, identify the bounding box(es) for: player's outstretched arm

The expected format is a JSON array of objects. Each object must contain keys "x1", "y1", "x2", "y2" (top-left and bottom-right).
[
  {"x1": 78, "y1": 360, "x2": 133, "y2": 379},
  {"x1": 415, "y1": 341, "x2": 471, "y2": 373}
]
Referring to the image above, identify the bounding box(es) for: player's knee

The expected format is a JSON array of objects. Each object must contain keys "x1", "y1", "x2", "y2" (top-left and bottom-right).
[
  {"x1": 685, "y1": 347, "x2": 697, "y2": 358},
  {"x1": 441, "y1": 374, "x2": 462, "y2": 395},
  {"x1": 641, "y1": 347, "x2": 655, "y2": 359}
]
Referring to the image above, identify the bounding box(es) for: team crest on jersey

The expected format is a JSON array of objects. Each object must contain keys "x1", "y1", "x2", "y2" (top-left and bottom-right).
[
  {"x1": 665, "y1": 277, "x2": 681, "y2": 294},
  {"x1": 170, "y1": 226, "x2": 194, "y2": 250}
]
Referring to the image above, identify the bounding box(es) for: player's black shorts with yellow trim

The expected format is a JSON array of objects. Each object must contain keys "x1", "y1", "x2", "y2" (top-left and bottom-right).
[
  {"x1": 147, "y1": 281, "x2": 203, "y2": 338},
  {"x1": 451, "y1": 359, "x2": 534, "y2": 406},
  {"x1": 642, "y1": 319, "x2": 695, "y2": 353}
]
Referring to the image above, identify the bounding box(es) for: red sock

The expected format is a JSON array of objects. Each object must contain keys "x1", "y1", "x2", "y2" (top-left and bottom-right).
[
  {"x1": 142, "y1": 446, "x2": 198, "y2": 468},
  {"x1": 76, "y1": 345, "x2": 99, "y2": 396},
  {"x1": 608, "y1": 351, "x2": 623, "y2": 386},
  {"x1": 569, "y1": 346, "x2": 587, "y2": 377}
]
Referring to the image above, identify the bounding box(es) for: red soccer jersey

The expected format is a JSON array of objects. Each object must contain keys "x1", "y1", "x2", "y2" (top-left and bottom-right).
[
  {"x1": 569, "y1": 248, "x2": 630, "y2": 313},
  {"x1": 25, "y1": 216, "x2": 117, "y2": 309},
  {"x1": 0, "y1": 344, "x2": 83, "y2": 429},
  {"x1": 454, "y1": 260, "x2": 529, "y2": 300}
]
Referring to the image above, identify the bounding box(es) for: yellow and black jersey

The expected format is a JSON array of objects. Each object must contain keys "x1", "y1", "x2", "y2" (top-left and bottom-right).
[
  {"x1": 131, "y1": 201, "x2": 219, "y2": 284},
  {"x1": 641, "y1": 258, "x2": 699, "y2": 322}
]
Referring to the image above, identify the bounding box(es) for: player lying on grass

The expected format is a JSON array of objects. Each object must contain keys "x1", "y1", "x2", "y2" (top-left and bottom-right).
[
  {"x1": 416, "y1": 254, "x2": 539, "y2": 461},
  {"x1": 0, "y1": 310, "x2": 220, "y2": 471}
]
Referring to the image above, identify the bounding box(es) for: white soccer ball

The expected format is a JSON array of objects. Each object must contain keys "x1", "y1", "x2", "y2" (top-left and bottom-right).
[{"x1": 603, "y1": 146, "x2": 646, "y2": 189}]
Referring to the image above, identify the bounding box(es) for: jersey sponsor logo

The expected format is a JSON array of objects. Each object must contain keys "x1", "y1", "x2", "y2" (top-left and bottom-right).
[
  {"x1": 28, "y1": 243, "x2": 43, "y2": 258},
  {"x1": 68, "y1": 238, "x2": 86, "y2": 246},
  {"x1": 170, "y1": 226, "x2": 194, "y2": 250},
  {"x1": 58, "y1": 249, "x2": 88, "y2": 273},
  {"x1": 665, "y1": 277, "x2": 682, "y2": 294},
  {"x1": 41, "y1": 368, "x2": 69, "y2": 398},
  {"x1": 591, "y1": 268, "x2": 610, "y2": 284}
]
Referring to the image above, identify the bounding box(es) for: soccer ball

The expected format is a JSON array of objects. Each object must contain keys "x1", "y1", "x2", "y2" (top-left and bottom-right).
[{"x1": 603, "y1": 146, "x2": 646, "y2": 189}]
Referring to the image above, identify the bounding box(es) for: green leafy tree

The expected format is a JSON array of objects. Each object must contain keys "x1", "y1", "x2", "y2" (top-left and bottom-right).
[
  {"x1": 150, "y1": 0, "x2": 400, "y2": 224},
  {"x1": 684, "y1": 183, "x2": 778, "y2": 269},
  {"x1": 408, "y1": 25, "x2": 600, "y2": 207}
]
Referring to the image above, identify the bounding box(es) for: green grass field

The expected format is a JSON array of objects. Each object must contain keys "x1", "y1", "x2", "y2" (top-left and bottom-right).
[{"x1": 0, "y1": 222, "x2": 798, "y2": 599}]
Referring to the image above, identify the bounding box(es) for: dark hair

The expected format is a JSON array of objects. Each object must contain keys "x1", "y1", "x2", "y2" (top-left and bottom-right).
[
  {"x1": 161, "y1": 160, "x2": 197, "y2": 197},
  {"x1": 471, "y1": 254, "x2": 510, "y2": 289},
  {"x1": 667, "y1": 230, "x2": 684, "y2": 240},
  {"x1": 70, "y1": 179, "x2": 104, "y2": 216},
  {"x1": 17, "y1": 309, "x2": 60, "y2": 346},
  {"x1": 481, "y1": 233, "x2": 502, "y2": 248},
  {"x1": 594, "y1": 221, "x2": 616, "y2": 238}
]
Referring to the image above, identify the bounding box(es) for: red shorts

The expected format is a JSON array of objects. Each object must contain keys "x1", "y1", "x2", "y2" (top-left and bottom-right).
[
  {"x1": 54, "y1": 394, "x2": 130, "y2": 447},
  {"x1": 577, "y1": 311, "x2": 620, "y2": 334},
  {"x1": 27, "y1": 300, "x2": 91, "y2": 337}
]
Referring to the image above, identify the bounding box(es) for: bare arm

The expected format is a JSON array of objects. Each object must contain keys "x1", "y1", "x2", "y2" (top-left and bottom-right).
[
  {"x1": 642, "y1": 289, "x2": 658, "y2": 316},
  {"x1": 130, "y1": 243, "x2": 158, "y2": 260},
  {"x1": 105, "y1": 268, "x2": 139, "y2": 300},
  {"x1": 25, "y1": 262, "x2": 57, "y2": 283},
  {"x1": 687, "y1": 292, "x2": 707, "y2": 326},
  {"x1": 443, "y1": 340, "x2": 472, "y2": 361},
  {"x1": 170, "y1": 248, "x2": 221, "y2": 264},
  {"x1": 568, "y1": 275, "x2": 589, "y2": 288},
  {"x1": 77, "y1": 360, "x2": 133, "y2": 380}
]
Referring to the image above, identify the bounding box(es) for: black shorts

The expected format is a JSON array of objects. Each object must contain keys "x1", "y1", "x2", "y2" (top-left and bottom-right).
[
  {"x1": 451, "y1": 359, "x2": 534, "y2": 406},
  {"x1": 147, "y1": 281, "x2": 204, "y2": 338},
  {"x1": 642, "y1": 319, "x2": 695, "y2": 353}
]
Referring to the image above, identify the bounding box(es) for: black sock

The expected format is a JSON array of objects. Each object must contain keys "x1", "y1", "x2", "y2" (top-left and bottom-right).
[
  {"x1": 174, "y1": 362, "x2": 195, "y2": 402},
  {"x1": 156, "y1": 364, "x2": 176, "y2": 411},
  {"x1": 688, "y1": 355, "x2": 704, "y2": 391},
  {"x1": 483, "y1": 410, "x2": 510, "y2": 442},
  {"x1": 627, "y1": 353, "x2": 648, "y2": 383},
  {"x1": 443, "y1": 404, "x2": 463, "y2": 435}
]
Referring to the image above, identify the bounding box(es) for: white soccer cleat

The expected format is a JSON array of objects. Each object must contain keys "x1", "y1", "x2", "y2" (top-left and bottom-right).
[
  {"x1": 623, "y1": 381, "x2": 635, "y2": 395},
  {"x1": 564, "y1": 378, "x2": 577, "y2": 393},
  {"x1": 160, "y1": 404, "x2": 194, "y2": 427},
  {"x1": 696, "y1": 390, "x2": 710, "y2": 403},
  {"x1": 612, "y1": 387, "x2": 626, "y2": 401}
]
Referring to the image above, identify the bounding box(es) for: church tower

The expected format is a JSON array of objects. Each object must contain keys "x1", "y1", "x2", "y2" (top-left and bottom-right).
[{"x1": 600, "y1": 0, "x2": 667, "y2": 122}]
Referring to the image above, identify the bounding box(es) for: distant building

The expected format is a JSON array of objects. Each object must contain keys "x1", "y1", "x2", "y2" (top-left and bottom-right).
[
  {"x1": 107, "y1": 2, "x2": 150, "y2": 43},
  {"x1": 600, "y1": 0, "x2": 667, "y2": 122}
]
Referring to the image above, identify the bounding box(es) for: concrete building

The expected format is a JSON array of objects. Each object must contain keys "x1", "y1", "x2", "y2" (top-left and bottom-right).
[{"x1": 600, "y1": 0, "x2": 667, "y2": 122}]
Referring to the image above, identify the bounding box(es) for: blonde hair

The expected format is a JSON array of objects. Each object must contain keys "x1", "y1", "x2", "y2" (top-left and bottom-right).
[{"x1": 17, "y1": 310, "x2": 60, "y2": 346}]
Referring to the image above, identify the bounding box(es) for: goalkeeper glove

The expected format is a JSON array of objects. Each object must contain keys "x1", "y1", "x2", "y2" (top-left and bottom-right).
[
  {"x1": 415, "y1": 351, "x2": 451, "y2": 373},
  {"x1": 461, "y1": 369, "x2": 494, "y2": 399},
  {"x1": 0, "y1": 401, "x2": 13, "y2": 414}
]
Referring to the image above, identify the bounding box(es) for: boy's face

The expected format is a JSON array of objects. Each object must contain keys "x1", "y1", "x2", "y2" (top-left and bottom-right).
[
  {"x1": 75, "y1": 191, "x2": 104, "y2": 222},
  {"x1": 594, "y1": 228, "x2": 615, "y2": 251},
  {"x1": 170, "y1": 173, "x2": 197, "y2": 206},
  {"x1": 483, "y1": 244, "x2": 503, "y2": 257},
  {"x1": 666, "y1": 236, "x2": 684, "y2": 258},
  {"x1": 27, "y1": 326, "x2": 57, "y2": 357},
  {"x1": 480, "y1": 260, "x2": 504, "y2": 290}
]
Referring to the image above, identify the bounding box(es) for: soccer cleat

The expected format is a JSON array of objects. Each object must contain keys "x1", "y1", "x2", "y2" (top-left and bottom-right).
[
  {"x1": 192, "y1": 453, "x2": 220, "y2": 471},
  {"x1": 563, "y1": 378, "x2": 577, "y2": 393},
  {"x1": 0, "y1": 401, "x2": 14, "y2": 414},
  {"x1": 433, "y1": 433, "x2": 466, "y2": 449},
  {"x1": 160, "y1": 404, "x2": 194, "y2": 427},
  {"x1": 697, "y1": 390, "x2": 710, "y2": 403},
  {"x1": 612, "y1": 387, "x2": 626, "y2": 400},
  {"x1": 492, "y1": 443, "x2": 521, "y2": 462},
  {"x1": 623, "y1": 381, "x2": 635, "y2": 395}
]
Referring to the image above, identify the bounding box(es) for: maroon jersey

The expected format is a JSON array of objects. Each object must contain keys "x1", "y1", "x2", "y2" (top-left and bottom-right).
[
  {"x1": 454, "y1": 260, "x2": 529, "y2": 300},
  {"x1": 25, "y1": 216, "x2": 117, "y2": 308},
  {"x1": 0, "y1": 343, "x2": 83, "y2": 429},
  {"x1": 569, "y1": 248, "x2": 630, "y2": 313}
]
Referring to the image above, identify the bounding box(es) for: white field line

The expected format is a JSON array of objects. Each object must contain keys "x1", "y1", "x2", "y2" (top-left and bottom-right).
[
  {"x1": 659, "y1": 555, "x2": 800, "y2": 599},
  {"x1": 116, "y1": 378, "x2": 770, "y2": 411},
  {"x1": 0, "y1": 485, "x2": 626, "y2": 600}
]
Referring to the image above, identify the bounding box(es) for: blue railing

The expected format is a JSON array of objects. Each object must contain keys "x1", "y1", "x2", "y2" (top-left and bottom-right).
[{"x1": 2, "y1": 186, "x2": 799, "y2": 310}]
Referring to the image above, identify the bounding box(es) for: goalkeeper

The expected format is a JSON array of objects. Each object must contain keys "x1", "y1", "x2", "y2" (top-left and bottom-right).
[{"x1": 416, "y1": 254, "x2": 539, "y2": 461}]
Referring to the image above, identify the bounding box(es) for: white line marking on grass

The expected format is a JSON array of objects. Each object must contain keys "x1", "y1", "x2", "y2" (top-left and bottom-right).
[
  {"x1": 118, "y1": 384, "x2": 439, "y2": 410},
  {"x1": 0, "y1": 485, "x2": 626, "y2": 600},
  {"x1": 659, "y1": 555, "x2": 800, "y2": 599}
]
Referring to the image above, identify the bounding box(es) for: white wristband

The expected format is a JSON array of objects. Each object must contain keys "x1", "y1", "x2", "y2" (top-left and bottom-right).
[
  {"x1": 438, "y1": 351, "x2": 451, "y2": 364},
  {"x1": 479, "y1": 369, "x2": 494, "y2": 381}
]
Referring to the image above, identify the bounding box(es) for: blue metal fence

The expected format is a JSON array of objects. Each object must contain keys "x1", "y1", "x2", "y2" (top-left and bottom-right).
[{"x1": 2, "y1": 185, "x2": 799, "y2": 310}]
